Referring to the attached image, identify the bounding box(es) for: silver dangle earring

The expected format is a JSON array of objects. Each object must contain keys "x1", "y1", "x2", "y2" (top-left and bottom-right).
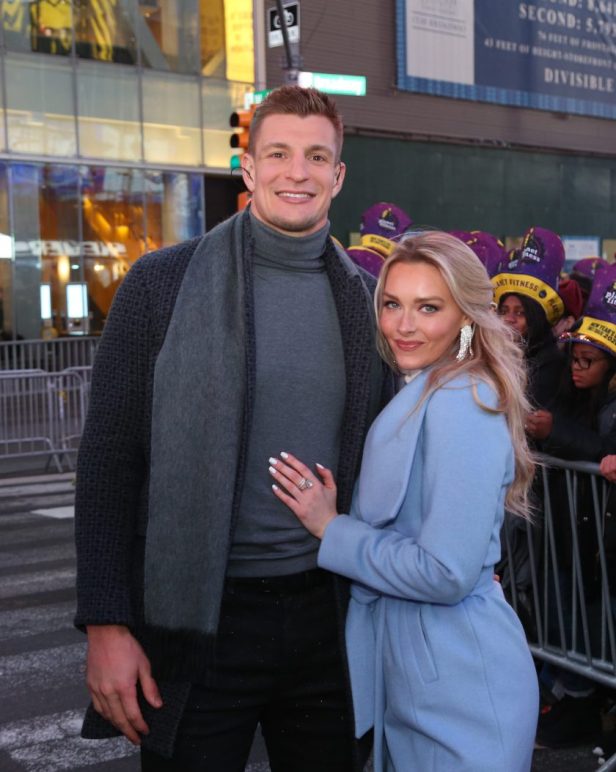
[{"x1": 456, "y1": 324, "x2": 474, "y2": 361}]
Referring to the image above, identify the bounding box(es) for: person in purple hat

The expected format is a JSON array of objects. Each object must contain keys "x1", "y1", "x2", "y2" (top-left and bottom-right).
[
  {"x1": 493, "y1": 226, "x2": 566, "y2": 410},
  {"x1": 525, "y1": 262, "x2": 616, "y2": 748},
  {"x1": 571, "y1": 257, "x2": 609, "y2": 306},
  {"x1": 450, "y1": 230, "x2": 507, "y2": 278},
  {"x1": 346, "y1": 202, "x2": 413, "y2": 277}
]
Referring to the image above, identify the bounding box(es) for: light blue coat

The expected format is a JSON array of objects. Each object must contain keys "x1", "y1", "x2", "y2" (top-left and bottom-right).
[{"x1": 318, "y1": 370, "x2": 538, "y2": 772}]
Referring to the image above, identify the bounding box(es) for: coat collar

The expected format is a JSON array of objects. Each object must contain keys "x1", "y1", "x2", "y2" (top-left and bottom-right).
[{"x1": 356, "y1": 369, "x2": 432, "y2": 527}]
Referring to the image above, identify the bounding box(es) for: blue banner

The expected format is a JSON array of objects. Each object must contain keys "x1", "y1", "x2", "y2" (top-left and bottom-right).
[{"x1": 396, "y1": 0, "x2": 616, "y2": 119}]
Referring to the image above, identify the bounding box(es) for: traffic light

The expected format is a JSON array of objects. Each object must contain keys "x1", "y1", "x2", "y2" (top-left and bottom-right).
[{"x1": 229, "y1": 106, "x2": 255, "y2": 171}]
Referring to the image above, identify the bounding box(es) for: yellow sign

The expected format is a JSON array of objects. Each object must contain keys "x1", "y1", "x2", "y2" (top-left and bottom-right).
[{"x1": 225, "y1": 0, "x2": 254, "y2": 83}]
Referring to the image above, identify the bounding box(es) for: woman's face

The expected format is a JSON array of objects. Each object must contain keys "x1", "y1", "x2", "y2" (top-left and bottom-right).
[
  {"x1": 498, "y1": 294, "x2": 528, "y2": 337},
  {"x1": 570, "y1": 342, "x2": 612, "y2": 389},
  {"x1": 380, "y1": 261, "x2": 468, "y2": 372}
]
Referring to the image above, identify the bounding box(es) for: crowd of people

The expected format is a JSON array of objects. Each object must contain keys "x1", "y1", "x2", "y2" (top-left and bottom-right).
[{"x1": 75, "y1": 85, "x2": 615, "y2": 771}]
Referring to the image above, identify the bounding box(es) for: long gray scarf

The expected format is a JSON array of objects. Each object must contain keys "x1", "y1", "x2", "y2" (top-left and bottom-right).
[{"x1": 145, "y1": 211, "x2": 250, "y2": 636}]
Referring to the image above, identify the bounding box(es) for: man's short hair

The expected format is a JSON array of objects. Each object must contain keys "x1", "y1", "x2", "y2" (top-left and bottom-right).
[{"x1": 249, "y1": 86, "x2": 344, "y2": 160}]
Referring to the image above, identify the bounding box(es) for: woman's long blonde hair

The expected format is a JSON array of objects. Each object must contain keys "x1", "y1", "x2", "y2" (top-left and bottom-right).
[{"x1": 375, "y1": 231, "x2": 535, "y2": 519}]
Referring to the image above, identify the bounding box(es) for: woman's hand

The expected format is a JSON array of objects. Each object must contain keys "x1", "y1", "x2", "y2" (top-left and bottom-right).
[
  {"x1": 269, "y1": 452, "x2": 338, "y2": 539},
  {"x1": 525, "y1": 409, "x2": 553, "y2": 440},
  {"x1": 600, "y1": 455, "x2": 616, "y2": 483}
]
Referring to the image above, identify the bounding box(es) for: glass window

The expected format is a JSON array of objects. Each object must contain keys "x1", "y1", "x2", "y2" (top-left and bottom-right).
[
  {"x1": 202, "y1": 78, "x2": 249, "y2": 169},
  {"x1": 5, "y1": 54, "x2": 77, "y2": 156},
  {"x1": 2, "y1": 0, "x2": 32, "y2": 53},
  {"x1": 200, "y1": 0, "x2": 254, "y2": 82},
  {"x1": 0, "y1": 164, "x2": 13, "y2": 339},
  {"x1": 200, "y1": 0, "x2": 225, "y2": 78},
  {"x1": 0, "y1": 58, "x2": 5, "y2": 152},
  {"x1": 10, "y1": 164, "x2": 44, "y2": 340},
  {"x1": 77, "y1": 61, "x2": 141, "y2": 161},
  {"x1": 10, "y1": 164, "x2": 81, "y2": 339},
  {"x1": 139, "y1": 0, "x2": 200, "y2": 74},
  {"x1": 80, "y1": 166, "x2": 145, "y2": 333},
  {"x1": 223, "y1": 0, "x2": 253, "y2": 83},
  {"x1": 30, "y1": 0, "x2": 74, "y2": 56},
  {"x1": 39, "y1": 166, "x2": 81, "y2": 337},
  {"x1": 142, "y1": 72, "x2": 201, "y2": 166},
  {"x1": 144, "y1": 171, "x2": 203, "y2": 250},
  {"x1": 74, "y1": 0, "x2": 137, "y2": 63}
]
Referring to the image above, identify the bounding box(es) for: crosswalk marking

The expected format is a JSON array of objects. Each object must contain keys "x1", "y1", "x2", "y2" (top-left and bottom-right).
[{"x1": 31, "y1": 507, "x2": 75, "y2": 520}]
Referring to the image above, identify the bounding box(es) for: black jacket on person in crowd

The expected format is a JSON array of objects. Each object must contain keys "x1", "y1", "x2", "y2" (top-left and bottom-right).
[
  {"x1": 525, "y1": 334, "x2": 565, "y2": 411},
  {"x1": 541, "y1": 374, "x2": 616, "y2": 614},
  {"x1": 73, "y1": 213, "x2": 394, "y2": 760}
]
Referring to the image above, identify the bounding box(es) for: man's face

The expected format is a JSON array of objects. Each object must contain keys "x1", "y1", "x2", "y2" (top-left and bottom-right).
[{"x1": 242, "y1": 114, "x2": 345, "y2": 237}]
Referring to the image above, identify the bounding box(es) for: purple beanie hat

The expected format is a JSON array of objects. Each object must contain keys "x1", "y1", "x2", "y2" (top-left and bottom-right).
[
  {"x1": 492, "y1": 226, "x2": 565, "y2": 325},
  {"x1": 346, "y1": 245, "x2": 387, "y2": 278},
  {"x1": 450, "y1": 230, "x2": 507, "y2": 277},
  {"x1": 360, "y1": 203, "x2": 413, "y2": 241},
  {"x1": 572, "y1": 257, "x2": 609, "y2": 281},
  {"x1": 561, "y1": 263, "x2": 616, "y2": 356}
]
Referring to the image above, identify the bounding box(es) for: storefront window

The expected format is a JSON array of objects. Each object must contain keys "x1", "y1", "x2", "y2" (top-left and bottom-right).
[
  {"x1": 9, "y1": 164, "x2": 81, "y2": 339},
  {"x1": 0, "y1": 164, "x2": 12, "y2": 339},
  {"x1": 80, "y1": 166, "x2": 145, "y2": 333},
  {"x1": 139, "y1": 0, "x2": 200, "y2": 74},
  {"x1": 142, "y1": 72, "x2": 201, "y2": 166},
  {"x1": 77, "y1": 61, "x2": 141, "y2": 161},
  {"x1": 39, "y1": 166, "x2": 81, "y2": 337},
  {"x1": 30, "y1": 0, "x2": 73, "y2": 56},
  {"x1": 202, "y1": 78, "x2": 249, "y2": 168},
  {"x1": 2, "y1": 0, "x2": 32, "y2": 53},
  {"x1": 200, "y1": 0, "x2": 225, "y2": 78},
  {"x1": 10, "y1": 164, "x2": 44, "y2": 339},
  {"x1": 74, "y1": 0, "x2": 137, "y2": 63},
  {"x1": 144, "y1": 171, "x2": 203, "y2": 251},
  {"x1": 5, "y1": 54, "x2": 77, "y2": 156}
]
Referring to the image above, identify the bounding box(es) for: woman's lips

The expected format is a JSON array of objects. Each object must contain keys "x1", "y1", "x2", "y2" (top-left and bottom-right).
[{"x1": 395, "y1": 340, "x2": 423, "y2": 351}]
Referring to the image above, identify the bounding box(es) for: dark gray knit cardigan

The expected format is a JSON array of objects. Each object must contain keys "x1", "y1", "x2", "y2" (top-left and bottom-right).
[{"x1": 74, "y1": 212, "x2": 393, "y2": 760}]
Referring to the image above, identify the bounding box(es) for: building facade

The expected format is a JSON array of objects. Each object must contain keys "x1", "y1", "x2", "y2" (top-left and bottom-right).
[
  {"x1": 0, "y1": 0, "x2": 254, "y2": 340},
  {"x1": 264, "y1": 1, "x2": 616, "y2": 258}
]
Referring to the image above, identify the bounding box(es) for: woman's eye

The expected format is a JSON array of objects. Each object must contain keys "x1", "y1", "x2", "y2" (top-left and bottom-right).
[
  {"x1": 384, "y1": 301, "x2": 399, "y2": 309},
  {"x1": 421, "y1": 305, "x2": 438, "y2": 313}
]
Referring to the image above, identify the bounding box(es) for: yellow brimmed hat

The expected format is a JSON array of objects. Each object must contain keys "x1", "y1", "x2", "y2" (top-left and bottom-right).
[
  {"x1": 492, "y1": 226, "x2": 565, "y2": 326},
  {"x1": 560, "y1": 263, "x2": 616, "y2": 356}
]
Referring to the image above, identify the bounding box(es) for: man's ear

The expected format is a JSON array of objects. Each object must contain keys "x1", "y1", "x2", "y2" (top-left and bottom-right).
[
  {"x1": 332, "y1": 161, "x2": 346, "y2": 199},
  {"x1": 241, "y1": 156, "x2": 255, "y2": 191}
]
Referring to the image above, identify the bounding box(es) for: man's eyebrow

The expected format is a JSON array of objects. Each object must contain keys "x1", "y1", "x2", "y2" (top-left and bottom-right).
[{"x1": 260, "y1": 142, "x2": 334, "y2": 155}]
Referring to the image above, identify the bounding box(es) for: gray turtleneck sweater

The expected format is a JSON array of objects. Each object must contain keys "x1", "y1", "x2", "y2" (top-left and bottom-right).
[{"x1": 226, "y1": 213, "x2": 346, "y2": 577}]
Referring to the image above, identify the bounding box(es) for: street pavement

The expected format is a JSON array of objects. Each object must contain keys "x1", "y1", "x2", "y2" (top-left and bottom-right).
[{"x1": 0, "y1": 472, "x2": 610, "y2": 771}]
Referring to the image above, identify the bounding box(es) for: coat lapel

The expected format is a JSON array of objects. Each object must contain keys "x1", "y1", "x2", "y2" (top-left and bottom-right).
[{"x1": 356, "y1": 370, "x2": 431, "y2": 527}]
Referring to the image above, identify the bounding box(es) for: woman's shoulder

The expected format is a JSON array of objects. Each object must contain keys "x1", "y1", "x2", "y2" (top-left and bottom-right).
[{"x1": 429, "y1": 372, "x2": 500, "y2": 412}]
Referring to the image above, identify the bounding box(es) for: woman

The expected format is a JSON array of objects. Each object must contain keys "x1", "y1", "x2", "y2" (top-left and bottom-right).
[
  {"x1": 493, "y1": 226, "x2": 567, "y2": 411},
  {"x1": 497, "y1": 292, "x2": 564, "y2": 409},
  {"x1": 268, "y1": 232, "x2": 539, "y2": 771}
]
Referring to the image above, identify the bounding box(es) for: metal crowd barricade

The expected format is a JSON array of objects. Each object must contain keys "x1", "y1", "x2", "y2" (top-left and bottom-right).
[
  {"x1": 500, "y1": 455, "x2": 616, "y2": 771},
  {"x1": 0, "y1": 336, "x2": 99, "y2": 372},
  {"x1": 0, "y1": 367, "x2": 92, "y2": 472}
]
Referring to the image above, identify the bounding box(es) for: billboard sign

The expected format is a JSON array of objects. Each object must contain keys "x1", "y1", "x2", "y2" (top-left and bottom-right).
[{"x1": 397, "y1": 0, "x2": 616, "y2": 119}]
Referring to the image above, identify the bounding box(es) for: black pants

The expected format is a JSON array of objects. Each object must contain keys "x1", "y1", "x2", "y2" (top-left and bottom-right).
[{"x1": 141, "y1": 569, "x2": 356, "y2": 772}]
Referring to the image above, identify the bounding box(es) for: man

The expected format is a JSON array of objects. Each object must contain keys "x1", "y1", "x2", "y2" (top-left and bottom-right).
[{"x1": 75, "y1": 86, "x2": 392, "y2": 771}]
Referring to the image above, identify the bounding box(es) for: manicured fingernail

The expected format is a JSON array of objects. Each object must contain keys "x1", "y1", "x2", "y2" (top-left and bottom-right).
[
  {"x1": 269, "y1": 457, "x2": 278, "y2": 465},
  {"x1": 316, "y1": 463, "x2": 324, "y2": 469},
  {"x1": 272, "y1": 484, "x2": 279, "y2": 491},
  {"x1": 269, "y1": 466, "x2": 277, "y2": 475},
  {"x1": 281, "y1": 451, "x2": 289, "y2": 459}
]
